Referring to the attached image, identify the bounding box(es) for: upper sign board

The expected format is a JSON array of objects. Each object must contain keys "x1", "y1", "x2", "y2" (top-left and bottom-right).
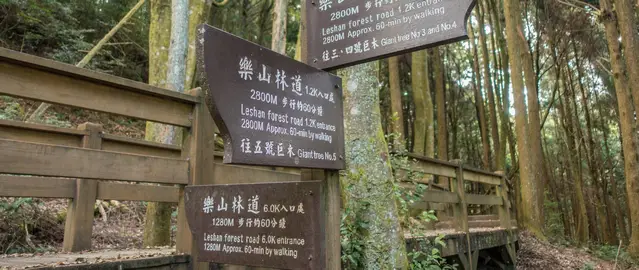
[
  {"x1": 185, "y1": 181, "x2": 323, "y2": 269},
  {"x1": 306, "y1": 0, "x2": 476, "y2": 70},
  {"x1": 197, "y1": 24, "x2": 345, "y2": 170}
]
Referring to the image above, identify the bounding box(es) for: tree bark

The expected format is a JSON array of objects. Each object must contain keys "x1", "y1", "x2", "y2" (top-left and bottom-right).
[
  {"x1": 143, "y1": 0, "x2": 188, "y2": 247},
  {"x1": 411, "y1": 51, "x2": 433, "y2": 156},
  {"x1": 503, "y1": 0, "x2": 543, "y2": 239},
  {"x1": 185, "y1": 0, "x2": 211, "y2": 89},
  {"x1": 271, "y1": 0, "x2": 288, "y2": 54},
  {"x1": 477, "y1": 0, "x2": 500, "y2": 170},
  {"x1": 604, "y1": 0, "x2": 639, "y2": 255},
  {"x1": 468, "y1": 21, "x2": 490, "y2": 170},
  {"x1": 389, "y1": 56, "x2": 406, "y2": 148},
  {"x1": 340, "y1": 62, "x2": 408, "y2": 268}
]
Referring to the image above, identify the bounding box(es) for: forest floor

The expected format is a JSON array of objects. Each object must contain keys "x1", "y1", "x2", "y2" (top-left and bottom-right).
[{"x1": 516, "y1": 231, "x2": 638, "y2": 270}]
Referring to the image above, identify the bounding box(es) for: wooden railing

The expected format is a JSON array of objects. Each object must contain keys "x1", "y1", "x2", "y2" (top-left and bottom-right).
[
  {"x1": 402, "y1": 153, "x2": 516, "y2": 232},
  {"x1": 0, "y1": 48, "x2": 301, "y2": 255},
  {"x1": 0, "y1": 48, "x2": 516, "y2": 259}
]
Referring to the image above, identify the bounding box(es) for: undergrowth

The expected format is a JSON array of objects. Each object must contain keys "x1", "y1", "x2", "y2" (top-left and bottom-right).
[{"x1": 0, "y1": 198, "x2": 63, "y2": 254}]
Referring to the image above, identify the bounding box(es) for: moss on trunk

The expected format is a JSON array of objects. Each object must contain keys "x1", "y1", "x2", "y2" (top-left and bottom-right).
[{"x1": 339, "y1": 62, "x2": 408, "y2": 269}]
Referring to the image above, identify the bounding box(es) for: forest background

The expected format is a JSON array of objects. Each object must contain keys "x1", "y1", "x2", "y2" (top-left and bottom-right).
[{"x1": 1, "y1": 0, "x2": 639, "y2": 269}]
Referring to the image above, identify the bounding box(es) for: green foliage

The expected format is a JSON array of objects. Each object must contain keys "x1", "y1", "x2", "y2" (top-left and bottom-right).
[
  {"x1": 0, "y1": 96, "x2": 24, "y2": 120},
  {"x1": 590, "y1": 244, "x2": 639, "y2": 267},
  {"x1": 580, "y1": 262, "x2": 595, "y2": 270}
]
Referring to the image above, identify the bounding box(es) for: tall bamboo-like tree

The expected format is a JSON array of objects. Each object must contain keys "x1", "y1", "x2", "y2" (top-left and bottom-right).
[
  {"x1": 503, "y1": 0, "x2": 543, "y2": 238},
  {"x1": 412, "y1": 50, "x2": 433, "y2": 156},
  {"x1": 433, "y1": 48, "x2": 447, "y2": 162},
  {"x1": 477, "y1": 0, "x2": 500, "y2": 170},
  {"x1": 603, "y1": 0, "x2": 639, "y2": 256},
  {"x1": 468, "y1": 21, "x2": 491, "y2": 169},
  {"x1": 612, "y1": 0, "x2": 639, "y2": 255},
  {"x1": 389, "y1": 56, "x2": 405, "y2": 147},
  {"x1": 340, "y1": 62, "x2": 409, "y2": 268}
]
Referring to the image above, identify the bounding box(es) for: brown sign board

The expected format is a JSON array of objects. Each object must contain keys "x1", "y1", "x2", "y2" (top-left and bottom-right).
[
  {"x1": 185, "y1": 181, "x2": 323, "y2": 269},
  {"x1": 306, "y1": 0, "x2": 477, "y2": 70},
  {"x1": 197, "y1": 24, "x2": 345, "y2": 170}
]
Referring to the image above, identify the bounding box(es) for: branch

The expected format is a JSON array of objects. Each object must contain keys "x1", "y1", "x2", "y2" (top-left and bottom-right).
[{"x1": 26, "y1": 0, "x2": 146, "y2": 123}]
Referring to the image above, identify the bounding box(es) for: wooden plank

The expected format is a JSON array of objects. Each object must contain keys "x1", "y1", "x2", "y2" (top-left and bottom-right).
[
  {"x1": 64, "y1": 123, "x2": 101, "y2": 252},
  {"x1": 420, "y1": 190, "x2": 460, "y2": 204},
  {"x1": 410, "y1": 160, "x2": 457, "y2": 178},
  {"x1": 0, "y1": 119, "x2": 83, "y2": 147},
  {"x1": 0, "y1": 48, "x2": 198, "y2": 104},
  {"x1": 0, "y1": 61, "x2": 194, "y2": 127},
  {"x1": 0, "y1": 139, "x2": 188, "y2": 184},
  {"x1": 0, "y1": 175, "x2": 75, "y2": 198},
  {"x1": 466, "y1": 194, "x2": 503, "y2": 206},
  {"x1": 463, "y1": 170, "x2": 501, "y2": 186},
  {"x1": 97, "y1": 182, "x2": 179, "y2": 203},
  {"x1": 102, "y1": 134, "x2": 181, "y2": 158}
]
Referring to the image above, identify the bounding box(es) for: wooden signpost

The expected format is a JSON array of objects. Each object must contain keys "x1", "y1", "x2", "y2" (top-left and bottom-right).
[
  {"x1": 306, "y1": 0, "x2": 477, "y2": 70},
  {"x1": 197, "y1": 25, "x2": 345, "y2": 170},
  {"x1": 185, "y1": 181, "x2": 323, "y2": 269},
  {"x1": 189, "y1": 0, "x2": 477, "y2": 266},
  {"x1": 187, "y1": 24, "x2": 343, "y2": 270}
]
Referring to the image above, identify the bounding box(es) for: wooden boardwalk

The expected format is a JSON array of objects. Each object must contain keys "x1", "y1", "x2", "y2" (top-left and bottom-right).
[{"x1": 0, "y1": 48, "x2": 517, "y2": 269}]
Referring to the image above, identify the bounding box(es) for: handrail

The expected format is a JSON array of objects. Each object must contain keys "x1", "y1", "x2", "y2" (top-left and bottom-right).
[{"x1": 0, "y1": 48, "x2": 198, "y2": 104}]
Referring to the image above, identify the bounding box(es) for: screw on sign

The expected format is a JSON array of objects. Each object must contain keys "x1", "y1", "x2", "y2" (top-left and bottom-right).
[
  {"x1": 196, "y1": 24, "x2": 345, "y2": 170},
  {"x1": 306, "y1": 0, "x2": 477, "y2": 70},
  {"x1": 184, "y1": 181, "x2": 323, "y2": 269}
]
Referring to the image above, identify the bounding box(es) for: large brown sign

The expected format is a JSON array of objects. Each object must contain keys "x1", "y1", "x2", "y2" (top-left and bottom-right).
[
  {"x1": 197, "y1": 24, "x2": 345, "y2": 170},
  {"x1": 306, "y1": 0, "x2": 476, "y2": 70},
  {"x1": 185, "y1": 182, "x2": 323, "y2": 269}
]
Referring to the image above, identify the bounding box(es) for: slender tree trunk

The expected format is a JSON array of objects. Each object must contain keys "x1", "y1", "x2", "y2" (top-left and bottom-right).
[
  {"x1": 468, "y1": 23, "x2": 491, "y2": 169},
  {"x1": 185, "y1": 0, "x2": 210, "y2": 89},
  {"x1": 477, "y1": 0, "x2": 500, "y2": 170},
  {"x1": 412, "y1": 51, "x2": 429, "y2": 155},
  {"x1": 503, "y1": 0, "x2": 543, "y2": 238},
  {"x1": 340, "y1": 62, "x2": 408, "y2": 268},
  {"x1": 271, "y1": 0, "x2": 288, "y2": 54},
  {"x1": 389, "y1": 56, "x2": 405, "y2": 148},
  {"x1": 432, "y1": 48, "x2": 447, "y2": 164},
  {"x1": 603, "y1": 0, "x2": 639, "y2": 255},
  {"x1": 144, "y1": 0, "x2": 189, "y2": 247}
]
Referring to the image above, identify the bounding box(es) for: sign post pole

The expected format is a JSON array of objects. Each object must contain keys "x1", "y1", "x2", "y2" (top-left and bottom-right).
[{"x1": 300, "y1": 1, "x2": 342, "y2": 268}]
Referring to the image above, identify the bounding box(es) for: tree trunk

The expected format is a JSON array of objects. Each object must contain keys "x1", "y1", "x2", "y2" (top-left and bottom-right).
[
  {"x1": 411, "y1": 50, "x2": 433, "y2": 156},
  {"x1": 433, "y1": 48, "x2": 447, "y2": 178},
  {"x1": 503, "y1": 0, "x2": 543, "y2": 239},
  {"x1": 143, "y1": 0, "x2": 188, "y2": 247},
  {"x1": 185, "y1": 0, "x2": 210, "y2": 89},
  {"x1": 603, "y1": 0, "x2": 639, "y2": 255},
  {"x1": 389, "y1": 56, "x2": 406, "y2": 148},
  {"x1": 339, "y1": 62, "x2": 408, "y2": 268},
  {"x1": 468, "y1": 21, "x2": 490, "y2": 170},
  {"x1": 271, "y1": 0, "x2": 288, "y2": 54},
  {"x1": 477, "y1": 0, "x2": 500, "y2": 170}
]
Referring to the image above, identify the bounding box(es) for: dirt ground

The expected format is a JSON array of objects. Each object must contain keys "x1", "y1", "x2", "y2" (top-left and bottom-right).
[{"x1": 516, "y1": 231, "x2": 637, "y2": 270}]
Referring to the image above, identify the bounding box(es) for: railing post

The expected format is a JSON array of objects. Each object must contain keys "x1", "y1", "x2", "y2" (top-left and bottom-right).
[
  {"x1": 451, "y1": 160, "x2": 472, "y2": 269},
  {"x1": 451, "y1": 161, "x2": 468, "y2": 232},
  {"x1": 63, "y1": 122, "x2": 102, "y2": 252},
  {"x1": 496, "y1": 171, "x2": 517, "y2": 264},
  {"x1": 176, "y1": 88, "x2": 213, "y2": 270}
]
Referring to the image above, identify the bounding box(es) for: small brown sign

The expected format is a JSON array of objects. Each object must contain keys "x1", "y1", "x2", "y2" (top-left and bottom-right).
[
  {"x1": 306, "y1": 0, "x2": 476, "y2": 70},
  {"x1": 185, "y1": 181, "x2": 323, "y2": 269},
  {"x1": 197, "y1": 24, "x2": 345, "y2": 170}
]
